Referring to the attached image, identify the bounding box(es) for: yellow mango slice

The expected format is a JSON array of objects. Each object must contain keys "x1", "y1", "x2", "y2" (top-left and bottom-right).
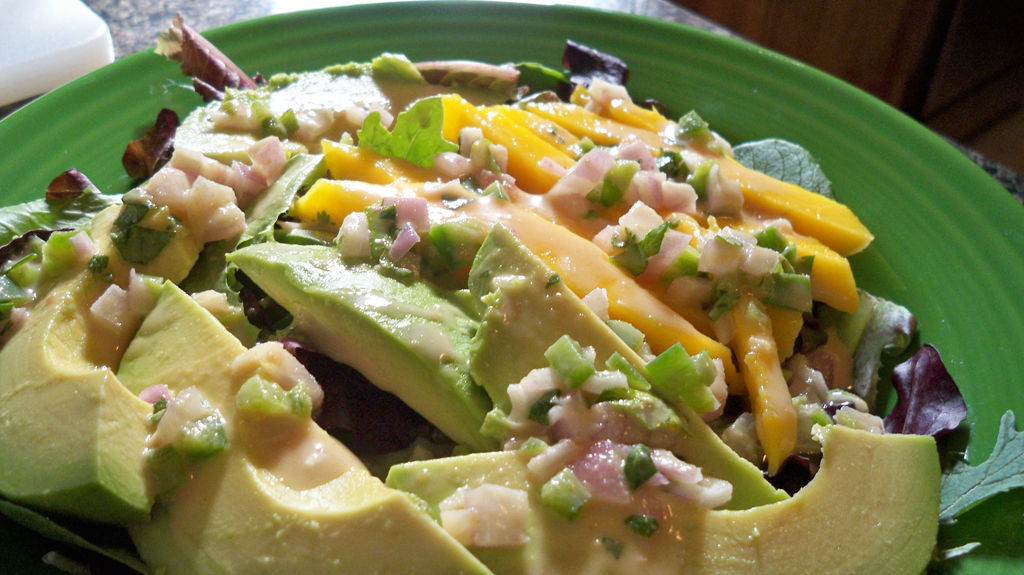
[
  {"x1": 569, "y1": 84, "x2": 673, "y2": 133},
  {"x1": 729, "y1": 221, "x2": 859, "y2": 315},
  {"x1": 717, "y1": 157, "x2": 874, "y2": 256},
  {"x1": 464, "y1": 199, "x2": 740, "y2": 386},
  {"x1": 292, "y1": 179, "x2": 405, "y2": 225},
  {"x1": 322, "y1": 140, "x2": 435, "y2": 184},
  {"x1": 523, "y1": 101, "x2": 664, "y2": 148},
  {"x1": 441, "y1": 95, "x2": 574, "y2": 194},
  {"x1": 498, "y1": 106, "x2": 580, "y2": 156},
  {"x1": 730, "y1": 294, "x2": 798, "y2": 475},
  {"x1": 766, "y1": 305, "x2": 803, "y2": 363}
]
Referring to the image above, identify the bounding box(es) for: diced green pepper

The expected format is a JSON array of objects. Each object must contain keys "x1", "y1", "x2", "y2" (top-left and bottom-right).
[
  {"x1": 541, "y1": 468, "x2": 591, "y2": 521},
  {"x1": 624, "y1": 444, "x2": 658, "y2": 489},
  {"x1": 545, "y1": 335, "x2": 595, "y2": 389},
  {"x1": 645, "y1": 344, "x2": 718, "y2": 414}
]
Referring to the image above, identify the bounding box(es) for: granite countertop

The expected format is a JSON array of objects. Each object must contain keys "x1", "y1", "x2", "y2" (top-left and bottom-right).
[{"x1": 10, "y1": 0, "x2": 1024, "y2": 202}]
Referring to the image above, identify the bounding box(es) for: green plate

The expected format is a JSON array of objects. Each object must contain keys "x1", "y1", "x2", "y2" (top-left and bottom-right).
[{"x1": 1, "y1": 2, "x2": 1021, "y2": 573}]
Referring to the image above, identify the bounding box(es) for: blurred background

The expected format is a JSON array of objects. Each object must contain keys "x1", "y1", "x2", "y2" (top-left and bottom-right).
[{"x1": 674, "y1": 0, "x2": 1024, "y2": 174}]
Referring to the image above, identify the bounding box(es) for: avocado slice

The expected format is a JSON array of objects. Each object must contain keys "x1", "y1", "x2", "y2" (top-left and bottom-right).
[
  {"x1": 468, "y1": 225, "x2": 785, "y2": 510},
  {"x1": 227, "y1": 242, "x2": 495, "y2": 451},
  {"x1": 0, "y1": 275, "x2": 154, "y2": 524},
  {"x1": 387, "y1": 425, "x2": 939, "y2": 574},
  {"x1": 118, "y1": 281, "x2": 493, "y2": 575}
]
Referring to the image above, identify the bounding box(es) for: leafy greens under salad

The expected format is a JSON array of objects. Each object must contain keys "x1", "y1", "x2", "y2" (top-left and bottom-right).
[{"x1": 0, "y1": 16, "x2": 1020, "y2": 575}]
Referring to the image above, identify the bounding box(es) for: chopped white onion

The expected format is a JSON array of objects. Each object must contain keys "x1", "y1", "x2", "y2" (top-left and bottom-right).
[
  {"x1": 337, "y1": 211, "x2": 371, "y2": 259},
  {"x1": 581, "y1": 288, "x2": 610, "y2": 321},
  {"x1": 618, "y1": 201, "x2": 662, "y2": 238}
]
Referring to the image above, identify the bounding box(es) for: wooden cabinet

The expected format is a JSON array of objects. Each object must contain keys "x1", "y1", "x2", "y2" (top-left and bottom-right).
[{"x1": 674, "y1": 0, "x2": 1024, "y2": 142}]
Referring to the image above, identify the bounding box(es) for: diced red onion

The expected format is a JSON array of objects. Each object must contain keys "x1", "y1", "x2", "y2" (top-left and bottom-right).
[
  {"x1": 568, "y1": 439, "x2": 631, "y2": 505},
  {"x1": 458, "y1": 127, "x2": 484, "y2": 156},
  {"x1": 248, "y1": 136, "x2": 287, "y2": 184},
  {"x1": 629, "y1": 170, "x2": 664, "y2": 209},
  {"x1": 587, "y1": 78, "x2": 630, "y2": 109},
  {"x1": 616, "y1": 140, "x2": 656, "y2": 170},
  {"x1": 741, "y1": 243, "x2": 782, "y2": 277},
  {"x1": 433, "y1": 152, "x2": 473, "y2": 179},
  {"x1": 139, "y1": 384, "x2": 171, "y2": 404},
  {"x1": 69, "y1": 231, "x2": 95, "y2": 265},
  {"x1": 384, "y1": 196, "x2": 430, "y2": 233},
  {"x1": 651, "y1": 448, "x2": 702, "y2": 484},
  {"x1": 548, "y1": 147, "x2": 614, "y2": 198},
  {"x1": 389, "y1": 221, "x2": 421, "y2": 261},
  {"x1": 230, "y1": 341, "x2": 324, "y2": 412},
  {"x1": 89, "y1": 283, "x2": 130, "y2": 331},
  {"x1": 186, "y1": 176, "x2": 246, "y2": 244},
  {"x1": 226, "y1": 160, "x2": 267, "y2": 208},
  {"x1": 538, "y1": 156, "x2": 568, "y2": 178},
  {"x1": 126, "y1": 270, "x2": 157, "y2": 317},
  {"x1": 143, "y1": 166, "x2": 191, "y2": 218},
  {"x1": 643, "y1": 229, "x2": 692, "y2": 280},
  {"x1": 591, "y1": 225, "x2": 617, "y2": 254}
]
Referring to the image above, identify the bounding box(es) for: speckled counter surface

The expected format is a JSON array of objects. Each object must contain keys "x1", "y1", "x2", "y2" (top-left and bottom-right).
[{"x1": 16, "y1": 0, "x2": 1024, "y2": 201}]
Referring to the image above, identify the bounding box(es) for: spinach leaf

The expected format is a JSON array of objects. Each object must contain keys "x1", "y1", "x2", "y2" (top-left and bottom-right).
[
  {"x1": 733, "y1": 138, "x2": 833, "y2": 198},
  {"x1": 357, "y1": 96, "x2": 458, "y2": 168}
]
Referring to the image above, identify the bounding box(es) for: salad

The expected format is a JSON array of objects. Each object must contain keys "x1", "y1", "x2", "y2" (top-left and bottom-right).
[{"x1": 0, "y1": 14, "x2": 1015, "y2": 575}]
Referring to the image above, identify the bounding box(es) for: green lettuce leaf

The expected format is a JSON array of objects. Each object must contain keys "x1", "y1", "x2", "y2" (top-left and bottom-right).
[
  {"x1": 357, "y1": 96, "x2": 458, "y2": 168},
  {"x1": 0, "y1": 190, "x2": 121, "y2": 248},
  {"x1": 733, "y1": 138, "x2": 833, "y2": 198},
  {"x1": 0, "y1": 498, "x2": 148, "y2": 574},
  {"x1": 940, "y1": 411, "x2": 1024, "y2": 523}
]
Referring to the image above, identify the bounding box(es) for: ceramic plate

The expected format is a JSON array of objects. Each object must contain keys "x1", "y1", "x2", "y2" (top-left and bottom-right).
[{"x1": 1, "y1": 2, "x2": 1022, "y2": 572}]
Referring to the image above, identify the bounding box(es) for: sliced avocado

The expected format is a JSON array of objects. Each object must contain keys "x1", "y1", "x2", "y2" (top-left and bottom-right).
[
  {"x1": 228, "y1": 242, "x2": 495, "y2": 451},
  {"x1": 117, "y1": 281, "x2": 493, "y2": 575},
  {"x1": 468, "y1": 224, "x2": 643, "y2": 411},
  {"x1": 387, "y1": 425, "x2": 939, "y2": 575},
  {"x1": 0, "y1": 275, "x2": 154, "y2": 524},
  {"x1": 467, "y1": 224, "x2": 784, "y2": 509},
  {"x1": 90, "y1": 204, "x2": 203, "y2": 285},
  {"x1": 118, "y1": 281, "x2": 247, "y2": 405},
  {"x1": 176, "y1": 67, "x2": 509, "y2": 161}
]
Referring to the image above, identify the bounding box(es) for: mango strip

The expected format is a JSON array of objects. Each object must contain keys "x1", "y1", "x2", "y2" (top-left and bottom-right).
[
  {"x1": 464, "y1": 199, "x2": 740, "y2": 386},
  {"x1": 569, "y1": 84, "x2": 673, "y2": 133},
  {"x1": 523, "y1": 101, "x2": 664, "y2": 148},
  {"x1": 730, "y1": 294, "x2": 798, "y2": 475},
  {"x1": 717, "y1": 157, "x2": 874, "y2": 256},
  {"x1": 291, "y1": 179, "x2": 403, "y2": 225},
  {"x1": 728, "y1": 221, "x2": 860, "y2": 315},
  {"x1": 322, "y1": 140, "x2": 435, "y2": 184},
  {"x1": 441, "y1": 95, "x2": 575, "y2": 194},
  {"x1": 498, "y1": 106, "x2": 581, "y2": 156}
]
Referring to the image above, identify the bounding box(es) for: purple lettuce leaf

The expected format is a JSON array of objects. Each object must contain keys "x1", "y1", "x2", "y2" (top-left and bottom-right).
[
  {"x1": 155, "y1": 14, "x2": 258, "y2": 100},
  {"x1": 884, "y1": 344, "x2": 967, "y2": 437},
  {"x1": 562, "y1": 39, "x2": 629, "y2": 88},
  {"x1": 121, "y1": 108, "x2": 179, "y2": 180}
]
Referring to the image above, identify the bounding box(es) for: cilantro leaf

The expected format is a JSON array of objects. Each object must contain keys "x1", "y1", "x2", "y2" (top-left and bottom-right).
[
  {"x1": 940, "y1": 411, "x2": 1024, "y2": 523},
  {"x1": 733, "y1": 138, "x2": 833, "y2": 198},
  {"x1": 357, "y1": 97, "x2": 458, "y2": 168}
]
